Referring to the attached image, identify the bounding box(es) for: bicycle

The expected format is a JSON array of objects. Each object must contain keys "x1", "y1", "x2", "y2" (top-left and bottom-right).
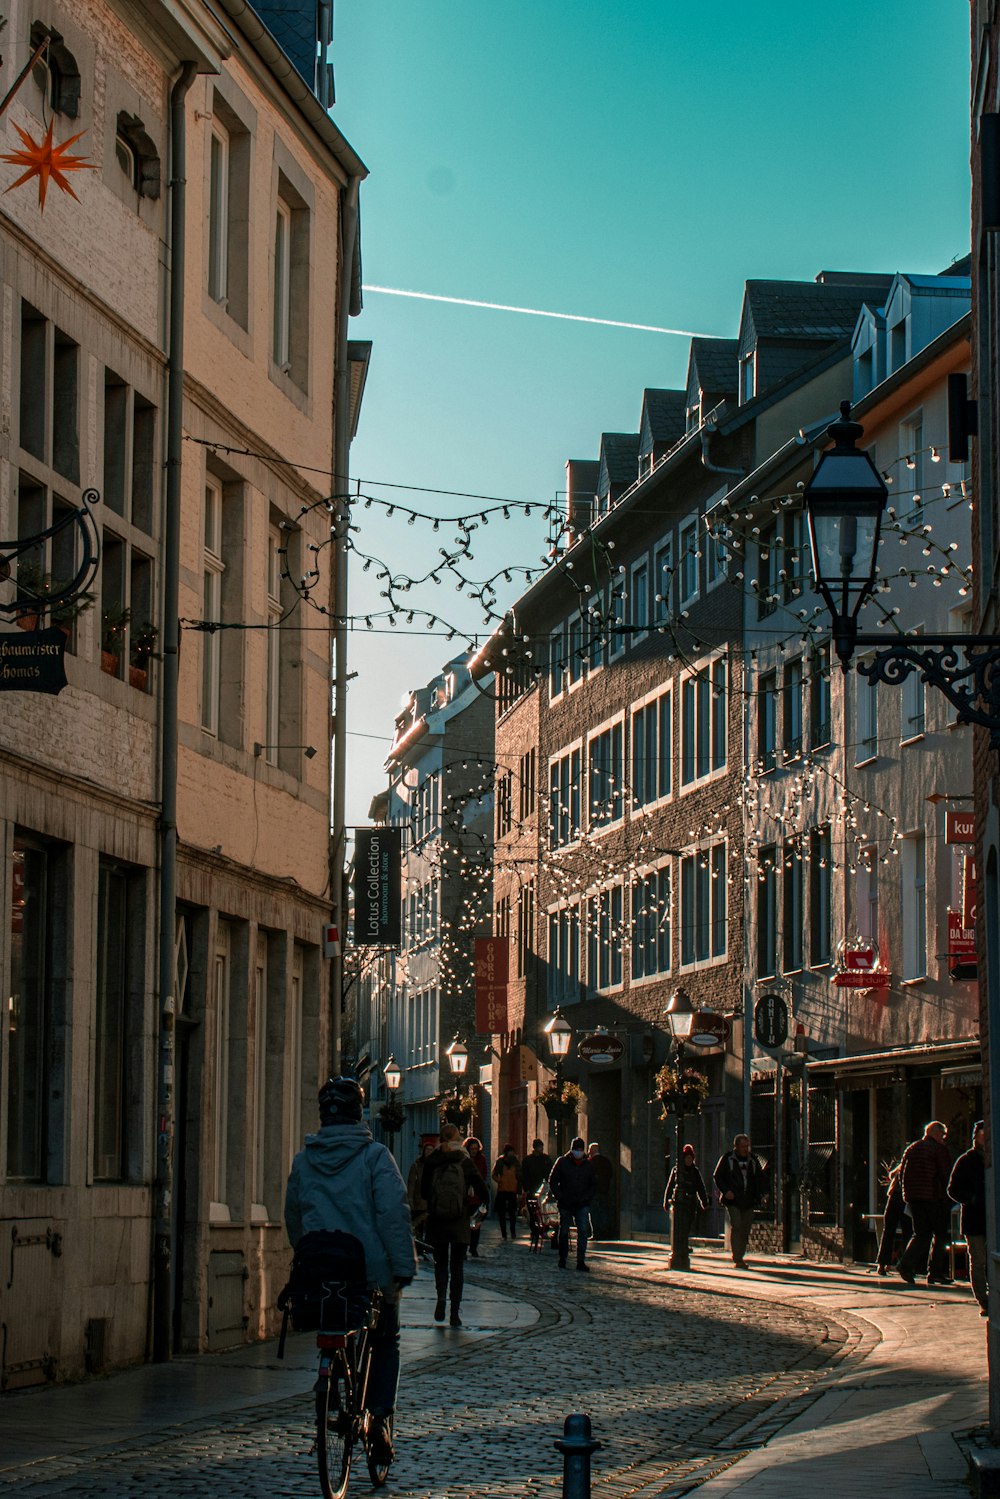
[{"x1": 312, "y1": 1282, "x2": 392, "y2": 1499}]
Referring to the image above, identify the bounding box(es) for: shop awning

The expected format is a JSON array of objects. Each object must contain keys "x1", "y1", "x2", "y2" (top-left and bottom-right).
[{"x1": 806, "y1": 1039, "x2": 980, "y2": 1089}]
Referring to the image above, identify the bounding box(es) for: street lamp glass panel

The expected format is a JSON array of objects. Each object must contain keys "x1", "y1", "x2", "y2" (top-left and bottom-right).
[
  {"x1": 806, "y1": 502, "x2": 882, "y2": 621},
  {"x1": 446, "y1": 1037, "x2": 469, "y2": 1076},
  {"x1": 383, "y1": 1056, "x2": 401, "y2": 1092},
  {"x1": 664, "y1": 989, "x2": 695, "y2": 1039},
  {"x1": 544, "y1": 1008, "x2": 572, "y2": 1058}
]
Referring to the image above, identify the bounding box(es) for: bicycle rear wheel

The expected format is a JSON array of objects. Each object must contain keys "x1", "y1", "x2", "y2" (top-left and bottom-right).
[
  {"x1": 365, "y1": 1412, "x2": 394, "y2": 1487},
  {"x1": 316, "y1": 1352, "x2": 354, "y2": 1499}
]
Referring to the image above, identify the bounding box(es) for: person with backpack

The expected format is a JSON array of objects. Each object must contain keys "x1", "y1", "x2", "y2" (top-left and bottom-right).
[
  {"x1": 549, "y1": 1135, "x2": 597, "y2": 1271},
  {"x1": 421, "y1": 1123, "x2": 489, "y2": 1326},
  {"x1": 491, "y1": 1143, "x2": 523, "y2": 1239},
  {"x1": 284, "y1": 1076, "x2": 416, "y2": 1466}
]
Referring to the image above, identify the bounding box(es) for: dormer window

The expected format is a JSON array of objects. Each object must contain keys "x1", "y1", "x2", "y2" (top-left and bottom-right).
[
  {"x1": 115, "y1": 113, "x2": 161, "y2": 199},
  {"x1": 30, "y1": 22, "x2": 80, "y2": 118},
  {"x1": 686, "y1": 400, "x2": 701, "y2": 432},
  {"x1": 740, "y1": 352, "x2": 755, "y2": 403}
]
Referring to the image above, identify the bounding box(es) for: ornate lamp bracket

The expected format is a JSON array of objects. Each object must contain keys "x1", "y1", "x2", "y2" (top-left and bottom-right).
[{"x1": 855, "y1": 633, "x2": 1000, "y2": 747}]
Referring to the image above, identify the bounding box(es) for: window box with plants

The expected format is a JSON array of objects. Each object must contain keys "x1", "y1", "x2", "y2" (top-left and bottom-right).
[
  {"x1": 439, "y1": 1094, "x2": 475, "y2": 1127},
  {"x1": 377, "y1": 1098, "x2": 405, "y2": 1135},
  {"x1": 101, "y1": 605, "x2": 129, "y2": 677},
  {"x1": 14, "y1": 561, "x2": 94, "y2": 636},
  {"x1": 129, "y1": 620, "x2": 159, "y2": 691},
  {"x1": 538, "y1": 1079, "x2": 583, "y2": 1122},
  {"x1": 655, "y1": 1063, "x2": 710, "y2": 1119}
]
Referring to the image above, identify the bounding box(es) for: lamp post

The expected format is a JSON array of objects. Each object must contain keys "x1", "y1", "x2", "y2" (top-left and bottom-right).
[
  {"x1": 544, "y1": 1006, "x2": 573, "y2": 1155},
  {"x1": 804, "y1": 402, "x2": 1000, "y2": 739},
  {"x1": 445, "y1": 1035, "x2": 469, "y2": 1109},
  {"x1": 663, "y1": 988, "x2": 696, "y2": 1271},
  {"x1": 380, "y1": 1054, "x2": 403, "y2": 1160},
  {"x1": 384, "y1": 1055, "x2": 402, "y2": 1094}
]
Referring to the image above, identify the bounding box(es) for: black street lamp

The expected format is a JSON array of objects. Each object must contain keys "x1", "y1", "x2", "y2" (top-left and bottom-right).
[
  {"x1": 805, "y1": 402, "x2": 1000, "y2": 741},
  {"x1": 663, "y1": 988, "x2": 696, "y2": 1271},
  {"x1": 446, "y1": 1035, "x2": 469, "y2": 1098},
  {"x1": 383, "y1": 1055, "x2": 402, "y2": 1094},
  {"x1": 543, "y1": 1006, "x2": 574, "y2": 1154}
]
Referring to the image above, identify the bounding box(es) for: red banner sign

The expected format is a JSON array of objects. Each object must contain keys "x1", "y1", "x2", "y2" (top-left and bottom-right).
[
  {"x1": 946, "y1": 810, "x2": 976, "y2": 845},
  {"x1": 947, "y1": 909, "x2": 977, "y2": 980},
  {"x1": 475, "y1": 936, "x2": 509, "y2": 1034}
]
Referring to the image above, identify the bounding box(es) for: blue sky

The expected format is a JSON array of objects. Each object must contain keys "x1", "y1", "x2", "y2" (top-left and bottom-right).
[{"x1": 329, "y1": 0, "x2": 970, "y2": 823}]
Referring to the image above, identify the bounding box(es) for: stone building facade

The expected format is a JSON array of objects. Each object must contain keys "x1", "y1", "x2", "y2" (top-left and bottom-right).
[{"x1": 0, "y1": 0, "x2": 365, "y2": 1385}]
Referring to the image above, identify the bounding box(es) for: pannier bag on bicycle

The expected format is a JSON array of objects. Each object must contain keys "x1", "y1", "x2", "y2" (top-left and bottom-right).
[{"x1": 277, "y1": 1229, "x2": 368, "y2": 1348}]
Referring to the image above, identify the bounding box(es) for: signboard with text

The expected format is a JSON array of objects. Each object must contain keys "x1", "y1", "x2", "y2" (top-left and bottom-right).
[
  {"x1": 577, "y1": 1031, "x2": 625, "y2": 1063},
  {"x1": 946, "y1": 810, "x2": 976, "y2": 845},
  {"x1": 833, "y1": 937, "x2": 890, "y2": 990},
  {"x1": 353, "y1": 827, "x2": 402, "y2": 946},
  {"x1": 475, "y1": 936, "x2": 509, "y2": 1034},
  {"x1": 947, "y1": 909, "x2": 977, "y2": 981},
  {"x1": 0, "y1": 628, "x2": 67, "y2": 694},
  {"x1": 754, "y1": 994, "x2": 788, "y2": 1049}
]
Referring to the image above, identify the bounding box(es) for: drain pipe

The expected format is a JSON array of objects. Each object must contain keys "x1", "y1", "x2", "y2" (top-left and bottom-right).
[
  {"x1": 330, "y1": 172, "x2": 361, "y2": 1074},
  {"x1": 700, "y1": 422, "x2": 745, "y2": 478},
  {"x1": 153, "y1": 57, "x2": 197, "y2": 1364}
]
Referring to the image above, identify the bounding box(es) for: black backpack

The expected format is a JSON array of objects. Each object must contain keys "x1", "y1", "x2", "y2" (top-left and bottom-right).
[
  {"x1": 277, "y1": 1229, "x2": 368, "y2": 1349},
  {"x1": 429, "y1": 1158, "x2": 468, "y2": 1220}
]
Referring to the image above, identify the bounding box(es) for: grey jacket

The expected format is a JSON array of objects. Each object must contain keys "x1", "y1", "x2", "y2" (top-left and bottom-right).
[{"x1": 284, "y1": 1122, "x2": 416, "y2": 1291}]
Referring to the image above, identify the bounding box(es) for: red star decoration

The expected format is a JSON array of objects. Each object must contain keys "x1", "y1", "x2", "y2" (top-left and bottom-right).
[{"x1": 1, "y1": 119, "x2": 94, "y2": 210}]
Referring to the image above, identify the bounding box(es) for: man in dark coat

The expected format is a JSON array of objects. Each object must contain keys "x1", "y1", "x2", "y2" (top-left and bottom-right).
[
  {"x1": 949, "y1": 1119, "x2": 988, "y2": 1313},
  {"x1": 665, "y1": 1144, "x2": 709, "y2": 1270},
  {"x1": 714, "y1": 1134, "x2": 765, "y2": 1268},
  {"x1": 421, "y1": 1124, "x2": 488, "y2": 1326},
  {"x1": 587, "y1": 1142, "x2": 615, "y2": 1241},
  {"x1": 521, "y1": 1138, "x2": 553, "y2": 1199},
  {"x1": 549, "y1": 1135, "x2": 596, "y2": 1271},
  {"x1": 897, "y1": 1120, "x2": 953, "y2": 1285}
]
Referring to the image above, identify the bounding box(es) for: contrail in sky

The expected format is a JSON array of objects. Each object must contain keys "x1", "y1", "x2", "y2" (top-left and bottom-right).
[{"x1": 361, "y1": 284, "x2": 713, "y2": 338}]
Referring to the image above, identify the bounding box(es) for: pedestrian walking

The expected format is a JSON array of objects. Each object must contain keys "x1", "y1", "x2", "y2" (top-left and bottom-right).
[
  {"x1": 406, "y1": 1138, "x2": 437, "y2": 1254},
  {"x1": 549, "y1": 1135, "x2": 596, "y2": 1271},
  {"x1": 949, "y1": 1119, "x2": 989, "y2": 1314},
  {"x1": 875, "y1": 1161, "x2": 907, "y2": 1275},
  {"x1": 897, "y1": 1120, "x2": 953, "y2": 1285},
  {"x1": 284, "y1": 1076, "x2": 416, "y2": 1465},
  {"x1": 587, "y1": 1142, "x2": 615, "y2": 1241},
  {"x1": 664, "y1": 1143, "x2": 709, "y2": 1270},
  {"x1": 491, "y1": 1143, "x2": 523, "y2": 1240},
  {"x1": 713, "y1": 1133, "x2": 765, "y2": 1268},
  {"x1": 465, "y1": 1136, "x2": 489, "y2": 1257},
  {"x1": 421, "y1": 1123, "x2": 489, "y2": 1327},
  {"x1": 521, "y1": 1138, "x2": 553, "y2": 1199}
]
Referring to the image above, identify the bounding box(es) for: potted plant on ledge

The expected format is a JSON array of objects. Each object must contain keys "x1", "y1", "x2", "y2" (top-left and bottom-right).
[
  {"x1": 655, "y1": 1063, "x2": 710, "y2": 1119},
  {"x1": 101, "y1": 605, "x2": 129, "y2": 677},
  {"x1": 14, "y1": 561, "x2": 94, "y2": 633},
  {"x1": 129, "y1": 620, "x2": 159, "y2": 690},
  {"x1": 538, "y1": 1079, "x2": 583, "y2": 1122}
]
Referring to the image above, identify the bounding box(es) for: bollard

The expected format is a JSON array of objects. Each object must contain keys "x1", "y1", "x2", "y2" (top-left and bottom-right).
[{"x1": 555, "y1": 1412, "x2": 602, "y2": 1499}]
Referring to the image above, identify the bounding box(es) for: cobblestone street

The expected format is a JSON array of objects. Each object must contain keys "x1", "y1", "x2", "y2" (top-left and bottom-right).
[{"x1": 0, "y1": 1238, "x2": 916, "y2": 1499}]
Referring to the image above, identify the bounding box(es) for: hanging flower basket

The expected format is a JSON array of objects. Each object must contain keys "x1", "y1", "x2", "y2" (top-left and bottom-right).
[
  {"x1": 377, "y1": 1099, "x2": 405, "y2": 1134},
  {"x1": 654, "y1": 1064, "x2": 710, "y2": 1119},
  {"x1": 440, "y1": 1095, "x2": 475, "y2": 1127},
  {"x1": 539, "y1": 1080, "x2": 583, "y2": 1121}
]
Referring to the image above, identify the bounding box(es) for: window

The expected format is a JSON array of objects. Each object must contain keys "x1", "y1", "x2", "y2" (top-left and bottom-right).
[
  {"x1": 264, "y1": 526, "x2": 283, "y2": 760},
  {"x1": 901, "y1": 834, "x2": 927, "y2": 980},
  {"x1": 809, "y1": 827, "x2": 832, "y2": 966},
  {"x1": 757, "y1": 523, "x2": 778, "y2": 618},
  {"x1": 630, "y1": 557, "x2": 649, "y2": 639},
  {"x1": 678, "y1": 517, "x2": 699, "y2": 607},
  {"x1": 549, "y1": 621, "x2": 567, "y2": 699},
  {"x1": 901, "y1": 632, "x2": 925, "y2": 739},
  {"x1": 680, "y1": 843, "x2": 727, "y2": 967},
  {"x1": 206, "y1": 95, "x2": 250, "y2": 329},
  {"x1": 783, "y1": 511, "x2": 804, "y2": 603},
  {"x1": 566, "y1": 612, "x2": 584, "y2": 687},
  {"x1": 758, "y1": 671, "x2": 777, "y2": 772},
  {"x1": 211, "y1": 920, "x2": 232, "y2": 1212},
  {"x1": 202, "y1": 476, "x2": 224, "y2": 734},
  {"x1": 757, "y1": 847, "x2": 777, "y2": 978},
  {"x1": 413, "y1": 774, "x2": 439, "y2": 842},
  {"x1": 30, "y1": 23, "x2": 80, "y2": 117},
  {"x1": 783, "y1": 840, "x2": 804, "y2": 972},
  {"x1": 855, "y1": 663, "x2": 878, "y2": 762},
  {"x1": 208, "y1": 121, "x2": 230, "y2": 305},
  {"x1": 858, "y1": 850, "x2": 879, "y2": 946},
  {"x1": 495, "y1": 895, "x2": 511, "y2": 938},
  {"x1": 901, "y1": 413, "x2": 924, "y2": 506},
  {"x1": 740, "y1": 351, "x2": 755, "y2": 402},
  {"x1": 586, "y1": 885, "x2": 623, "y2": 991},
  {"x1": 809, "y1": 643, "x2": 832, "y2": 748},
  {"x1": 632, "y1": 866, "x2": 671, "y2": 980},
  {"x1": 586, "y1": 599, "x2": 606, "y2": 673},
  {"x1": 518, "y1": 750, "x2": 536, "y2": 821},
  {"x1": 547, "y1": 904, "x2": 581, "y2": 1005},
  {"x1": 654, "y1": 537, "x2": 673, "y2": 624},
  {"x1": 516, "y1": 880, "x2": 535, "y2": 979},
  {"x1": 251, "y1": 933, "x2": 270, "y2": 1216},
  {"x1": 705, "y1": 523, "x2": 726, "y2": 590},
  {"x1": 783, "y1": 658, "x2": 803, "y2": 759},
  {"x1": 115, "y1": 112, "x2": 160, "y2": 198},
  {"x1": 681, "y1": 655, "x2": 727, "y2": 785},
  {"x1": 496, "y1": 770, "x2": 513, "y2": 839},
  {"x1": 7, "y1": 837, "x2": 66, "y2": 1180},
  {"x1": 102, "y1": 367, "x2": 158, "y2": 687},
  {"x1": 20, "y1": 301, "x2": 80, "y2": 483},
  {"x1": 273, "y1": 199, "x2": 291, "y2": 369},
  {"x1": 94, "y1": 859, "x2": 141, "y2": 1181},
  {"x1": 588, "y1": 721, "x2": 624, "y2": 828},
  {"x1": 631, "y1": 689, "x2": 672, "y2": 807},
  {"x1": 607, "y1": 581, "x2": 625, "y2": 660},
  {"x1": 548, "y1": 746, "x2": 582, "y2": 848}
]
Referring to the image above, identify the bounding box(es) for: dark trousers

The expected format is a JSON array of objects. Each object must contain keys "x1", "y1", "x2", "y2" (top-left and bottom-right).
[
  {"x1": 558, "y1": 1205, "x2": 590, "y2": 1266},
  {"x1": 495, "y1": 1190, "x2": 518, "y2": 1237},
  {"x1": 365, "y1": 1294, "x2": 400, "y2": 1416},
  {"x1": 898, "y1": 1199, "x2": 950, "y2": 1279},
  {"x1": 433, "y1": 1238, "x2": 468, "y2": 1310},
  {"x1": 877, "y1": 1195, "x2": 907, "y2": 1269}
]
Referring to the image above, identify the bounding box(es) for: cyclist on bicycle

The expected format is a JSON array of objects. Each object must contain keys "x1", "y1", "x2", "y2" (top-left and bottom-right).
[{"x1": 285, "y1": 1076, "x2": 416, "y2": 1465}]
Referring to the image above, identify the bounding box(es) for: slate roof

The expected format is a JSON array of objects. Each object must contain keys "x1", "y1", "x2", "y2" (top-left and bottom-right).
[
  {"x1": 253, "y1": 1, "x2": 317, "y2": 91},
  {"x1": 641, "y1": 389, "x2": 687, "y2": 446},
  {"x1": 743, "y1": 277, "x2": 895, "y2": 342},
  {"x1": 688, "y1": 338, "x2": 738, "y2": 395},
  {"x1": 599, "y1": 432, "x2": 640, "y2": 488}
]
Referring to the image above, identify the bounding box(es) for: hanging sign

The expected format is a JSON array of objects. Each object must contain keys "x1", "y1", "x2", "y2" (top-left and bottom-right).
[
  {"x1": 947, "y1": 909, "x2": 977, "y2": 981},
  {"x1": 0, "y1": 628, "x2": 68, "y2": 694},
  {"x1": 946, "y1": 810, "x2": 976, "y2": 845},
  {"x1": 833, "y1": 935, "x2": 890, "y2": 989},
  {"x1": 577, "y1": 1031, "x2": 625, "y2": 1063},
  {"x1": 475, "y1": 936, "x2": 509, "y2": 1034},
  {"x1": 754, "y1": 994, "x2": 788, "y2": 1049},
  {"x1": 353, "y1": 827, "x2": 402, "y2": 946},
  {"x1": 688, "y1": 1010, "x2": 732, "y2": 1047}
]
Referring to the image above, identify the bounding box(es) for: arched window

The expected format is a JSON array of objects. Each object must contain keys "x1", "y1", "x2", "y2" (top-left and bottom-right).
[
  {"x1": 115, "y1": 113, "x2": 160, "y2": 200},
  {"x1": 30, "y1": 22, "x2": 80, "y2": 118}
]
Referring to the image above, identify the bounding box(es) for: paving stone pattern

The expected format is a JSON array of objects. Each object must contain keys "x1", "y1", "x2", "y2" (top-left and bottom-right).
[{"x1": 0, "y1": 1250, "x2": 856, "y2": 1499}]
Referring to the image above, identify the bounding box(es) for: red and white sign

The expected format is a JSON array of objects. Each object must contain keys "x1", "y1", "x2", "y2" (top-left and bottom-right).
[
  {"x1": 475, "y1": 936, "x2": 509, "y2": 1035},
  {"x1": 322, "y1": 924, "x2": 340, "y2": 958},
  {"x1": 833, "y1": 937, "x2": 890, "y2": 990},
  {"x1": 946, "y1": 810, "x2": 976, "y2": 845},
  {"x1": 947, "y1": 909, "x2": 977, "y2": 980}
]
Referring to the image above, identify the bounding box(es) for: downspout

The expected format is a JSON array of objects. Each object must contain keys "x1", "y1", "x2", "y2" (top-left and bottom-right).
[
  {"x1": 700, "y1": 422, "x2": 745, "y2": 478},
  {"x1": 330, "y1": 172, "x2": 361, "y2": 1074},
  {"x1": 153, "y1": 58, "x2": 197, "y2": 1364}
]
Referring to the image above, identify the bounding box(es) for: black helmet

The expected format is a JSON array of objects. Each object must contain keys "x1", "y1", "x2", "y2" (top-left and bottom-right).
[{"x1": 318, "y1": 1075, "x2": 364, "y2": 1125}]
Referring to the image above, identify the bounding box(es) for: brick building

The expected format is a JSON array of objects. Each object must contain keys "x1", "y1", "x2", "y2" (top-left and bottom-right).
[{"x1": 0, "y1": 0, "x2": 365, "y2": 1383}]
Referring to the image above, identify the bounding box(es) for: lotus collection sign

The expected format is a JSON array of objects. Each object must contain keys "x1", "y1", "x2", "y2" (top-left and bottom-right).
[
  {"x1": 353, "y1": 827, "x2": 402, "y2": 946},
  {"x1": 0, "y1": 628, "x2": 67, "y2": 694}
]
